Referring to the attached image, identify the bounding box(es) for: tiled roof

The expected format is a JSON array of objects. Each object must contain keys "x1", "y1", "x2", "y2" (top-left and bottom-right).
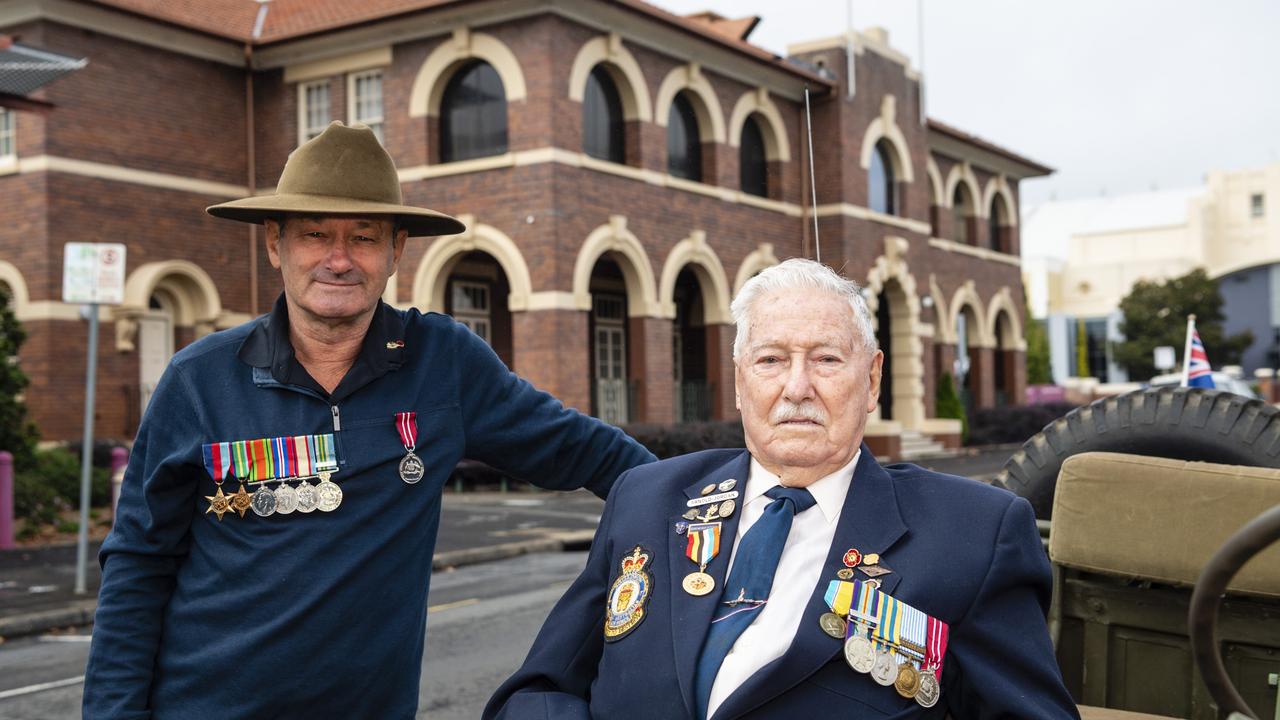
[
  {"x1": 681, "y1": 11, "x2": 760, "y2": 42},
  {"x1": 75, "y1": 0, "x2": 831, "y2": 83}
]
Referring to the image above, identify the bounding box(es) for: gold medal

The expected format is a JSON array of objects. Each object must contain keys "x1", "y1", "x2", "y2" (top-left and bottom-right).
[
  {"x1": 894, "y1": 662, "x2": 921, "y2": 698},
  {"x1": 682, "y1": 571, "x2": 715, "y2": 596},
  {"x1": 230, "y1": 484, "x2": 253, "y2": 518},
  {"x1": 205, "y1": 485, "x2": 231, "y2": 521}
]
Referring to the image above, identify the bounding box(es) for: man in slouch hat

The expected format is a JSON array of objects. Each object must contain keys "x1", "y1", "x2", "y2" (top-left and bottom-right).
[{"x1": 83, "y1": 122, "x2": 655, "y2": 719}]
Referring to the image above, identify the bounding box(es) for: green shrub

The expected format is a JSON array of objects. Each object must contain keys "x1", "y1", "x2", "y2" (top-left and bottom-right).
[
  {"x1": 935, "y1": 373, "x2": 968, "y2": 444},
  {"x1": 13, "y1": 447, "x2": 110, "y2": 522},
  {"x1": 56, "y1": 519, "x2": 79, "y2": 534},
  {"x1": 620, "y1": 421, "x2": 745, "y2": 459}
]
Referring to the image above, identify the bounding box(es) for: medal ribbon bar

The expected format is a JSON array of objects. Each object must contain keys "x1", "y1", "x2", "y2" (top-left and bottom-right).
[
  {"x1": 395, "y1": 411, "x2": 418, "y2": 451},
  {"x1": 686, "y1": 523, "x2": 721, "y2": 566}
]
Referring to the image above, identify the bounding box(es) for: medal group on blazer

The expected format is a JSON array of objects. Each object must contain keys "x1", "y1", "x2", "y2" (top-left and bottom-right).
[
  {"x1": 200, "y1": 411, "x2": 424, "y2": 521},
  {"x1": 602, "y1": 476, "x2": 952, "y2": 709}
]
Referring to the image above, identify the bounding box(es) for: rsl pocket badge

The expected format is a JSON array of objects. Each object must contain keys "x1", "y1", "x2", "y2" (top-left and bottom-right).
[{"x1": 604, "y1": 545, "x2": 654, "y2": 642}]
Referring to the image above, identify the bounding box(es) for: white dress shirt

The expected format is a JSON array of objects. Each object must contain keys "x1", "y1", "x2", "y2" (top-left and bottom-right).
[{"x1": 705, "y1": 451, "x2": 859, "y2": 719}]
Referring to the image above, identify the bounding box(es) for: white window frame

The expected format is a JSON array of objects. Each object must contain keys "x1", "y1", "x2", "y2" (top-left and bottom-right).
[
  {"x1": 452, "y1": 280, "x2": 492, "y2": 345},
  {"x1": 0, "y1": 108, "x2": 15, "y2": 167},
  {"x1": 1252, "y1": 193, "x2": 1265, "y2": 219},
  {"x1": 297, "y1": 80, "x2": 331, "y2": 146},
  {"x1": 347, "y1": 69, "x2": 384, "y2": 143}
]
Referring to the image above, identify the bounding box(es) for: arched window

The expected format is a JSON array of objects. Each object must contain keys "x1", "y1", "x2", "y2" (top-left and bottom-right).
[
  {"x1": 739, "y1": 115, "x2": 768, "y2": 197},
  {"x1": 953, "y1": 185, "x2": 974, "y2": 246},
  {"x1": 869, "y1": 140, "x2": 897, "y2": 215},
  {"x1": 667, "y1": 92, "x2": 701, "y2": 182},
  {"x1": 583, "y1": 66, "x2": 625, "y2": 163},
  {"x1": 440, "y1": 60, "x2": 508, "y2": 163},
  {"x1": 989, "y1": 195, "x2": 1007, "y2": 252}
]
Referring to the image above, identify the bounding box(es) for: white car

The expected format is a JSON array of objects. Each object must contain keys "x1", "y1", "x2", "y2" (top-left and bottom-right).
[{"x1": 1146, "y1": 372, "x2": 1259, "y2": 399}]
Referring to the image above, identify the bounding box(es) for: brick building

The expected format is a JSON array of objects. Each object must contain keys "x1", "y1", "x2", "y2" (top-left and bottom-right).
[{"x1": 0, "y1": 0, "x2": 1049, "y2": 458}]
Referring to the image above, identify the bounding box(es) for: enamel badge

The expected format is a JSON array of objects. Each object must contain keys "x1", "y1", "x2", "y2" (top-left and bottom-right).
[{"x1": 604, "y1": 545, "x2": 654, "y2": 642}]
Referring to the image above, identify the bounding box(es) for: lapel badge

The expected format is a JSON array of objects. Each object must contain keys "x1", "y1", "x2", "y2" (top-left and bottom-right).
[
  {"x1": 674, "y1": 520, "x2": 690, "y2": 535},
  {"x1": 836, "y1": 567, "x2": 855, "y2": 580},
  {"x1": 604, "y1": 545, "x2": 654, "y2": 642},
  {"x1": 386, "y1": 340, "x2": 405, "y2": 349},
  {"x1": 682, "y1": 508, "x2": 699, "y2": 520},
  {"x1": 700, "y1": 483, "x2": 717, "y2": 496},
  {"x1": 843, "y1": 548, "x2": 863, "y2": 568},
  {"x1": 718, "y1": 478, "x2": 737, "y2": 492},
  {"x1": 717, "y1": 498, "x2": 736, "y2": 518},
  {"x1": 863, "y1": 553, "x2": 881, "y2": 566},
  {"x1": 860, "y1": 562, "x2": 893, "y2": 578}
]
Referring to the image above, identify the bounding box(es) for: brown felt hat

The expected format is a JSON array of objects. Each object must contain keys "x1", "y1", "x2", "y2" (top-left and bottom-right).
[{"x1": 207, "y1": 121, "x2": 466, "y2": 237}]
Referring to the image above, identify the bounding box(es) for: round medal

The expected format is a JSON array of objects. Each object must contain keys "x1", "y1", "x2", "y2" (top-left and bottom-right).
[
  {"x1": 870, "y1": 649, "x2": 897, "y2": 686},
  {"x1": 894, "y1": 662, "x2": 921, "y2": 698},
  {"x1": 818, "y1": 612, "x2": 846, "y2": 639},
  {"x1": 717, "y1": 499, "x2": 736, "y2": 518},
  {"x1": 844, "y1": 634, "x2": 877, "y2": 673},
  {"x1": 836, "y1": 568, "x2": 855, "y2": 580},
  {"x1": 274, "y1": 484, "x2": 298, "y2": 514},
  {"x1": 915, "y1": 669, "x2": 941, "y2": 707},
  {"x1": 317, "y1": 479, "x2": 343, "y2": 512},
  {"x1": 250, "y1": 486, "x2": 277, "y2": 517},
  {"x1": 399, "y1": 452, "x2": 425, "y2": 484},
  {"x1": 295, "y1": 482, "x2": 319, "y2": 513},
  {"x1": 682, "y1": 571, "x2": 715, "y2": 596}
]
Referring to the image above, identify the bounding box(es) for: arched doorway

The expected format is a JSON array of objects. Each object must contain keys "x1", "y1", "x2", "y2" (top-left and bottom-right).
[
  {"x1": 138, "y1": 290, "x2": 177, "y2": 414},
  {"x1": 993, "y1": 310, "x2": 1017, "y2": 406},
  {"x1": 673, "y1": 268, "x2": 710, "y2": 422},
  {"x1": 955, "y1": 304, "x2": 981, "y2": 416},
  {"x1": 442, "y1": 251, "x2": 513, "y2": 368},
  {"x1": 873, "y1": 279, "x2": 912, "y2": 422},
  {"x1": 589, "y1": 258, "x2": 630, "y2": 425}
]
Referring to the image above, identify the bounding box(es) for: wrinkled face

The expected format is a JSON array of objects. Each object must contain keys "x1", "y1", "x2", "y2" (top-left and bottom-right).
[
  {"x1": 735, "y1": 288, "x2": 883, "y2": 478},
  {"x1": 266, "y1": 214, "x2": 406, "y2": 325}
]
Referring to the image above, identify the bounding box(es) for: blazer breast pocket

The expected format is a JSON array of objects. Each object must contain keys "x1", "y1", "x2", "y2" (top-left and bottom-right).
[{"x1": 802, "y1": 657, "x2": 920, "y2": 716}]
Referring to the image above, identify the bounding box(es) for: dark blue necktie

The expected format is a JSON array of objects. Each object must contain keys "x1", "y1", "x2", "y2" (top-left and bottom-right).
[{"x1": 693, "y1": 485, "x2": 817, "y2": 719}]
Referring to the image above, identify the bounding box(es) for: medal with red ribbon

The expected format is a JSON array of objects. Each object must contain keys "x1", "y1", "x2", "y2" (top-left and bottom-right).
[{"x1": 395, "y1": 411, "x2": 425, "y2": 484}]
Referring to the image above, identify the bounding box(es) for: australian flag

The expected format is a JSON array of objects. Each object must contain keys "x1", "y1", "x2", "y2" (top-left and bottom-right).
[{"x1": 1186, "y1": 330, "x2": 1216, "y2": 389}]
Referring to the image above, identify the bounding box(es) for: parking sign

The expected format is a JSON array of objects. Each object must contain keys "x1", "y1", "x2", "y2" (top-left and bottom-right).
[{"x1": 63, "y1": 242, "x2": 127, "y2": 305}]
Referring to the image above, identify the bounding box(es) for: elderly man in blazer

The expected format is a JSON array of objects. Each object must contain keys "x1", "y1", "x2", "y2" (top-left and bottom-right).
[{"x1": 485, "y1": 258, "x2": 1078, "y2": 719}]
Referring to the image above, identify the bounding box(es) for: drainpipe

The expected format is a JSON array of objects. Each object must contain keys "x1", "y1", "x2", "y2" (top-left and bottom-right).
[{"x1": 245, "y1": 0, "x2": 271, "y2": 315}]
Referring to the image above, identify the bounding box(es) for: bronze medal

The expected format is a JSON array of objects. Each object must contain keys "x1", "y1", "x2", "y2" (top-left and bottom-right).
[
  {"x1": 894, "y1": 662, "x2": 921, "y2": 698},
  {"x1": 205, "y1": 486, "x2": 232, "y2": 521},
  {"x1": 818, "y1": 612, "x2": 847, "y2": 639},
  {"x1": 230, "y1": 484, "x2": 253, "y2": 518}
]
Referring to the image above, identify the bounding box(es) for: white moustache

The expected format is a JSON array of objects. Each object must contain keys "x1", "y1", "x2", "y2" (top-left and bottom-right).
[{"x1": 771, "y1": 401, "x2": 827, "y2": 425}]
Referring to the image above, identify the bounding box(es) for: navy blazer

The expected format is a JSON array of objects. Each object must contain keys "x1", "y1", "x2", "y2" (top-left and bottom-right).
[{"x1": 485, "y1": 447, "x2": 1079, "y2": 719}]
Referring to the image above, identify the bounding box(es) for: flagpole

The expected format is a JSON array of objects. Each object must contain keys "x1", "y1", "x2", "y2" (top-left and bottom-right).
[{"x1": 1180, "y1": 314, "x2": 1196, "y2": 388}]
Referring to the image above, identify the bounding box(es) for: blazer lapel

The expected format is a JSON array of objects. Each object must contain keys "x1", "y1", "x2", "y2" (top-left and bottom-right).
[
  {"x1": 669, "y1": 450, "x2": 751, "y2": 719},
  {"x1": 711, "y1": 446, "x2": 909, "y2": 720}
]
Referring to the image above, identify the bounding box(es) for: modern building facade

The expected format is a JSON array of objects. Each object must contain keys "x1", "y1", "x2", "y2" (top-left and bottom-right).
[
  {"x1": 1024, "y1": 162, "x2": 1280, "y2": 383},
  {"x1": 0, "y1": 0, "x2": 1047, "y2": 457}
]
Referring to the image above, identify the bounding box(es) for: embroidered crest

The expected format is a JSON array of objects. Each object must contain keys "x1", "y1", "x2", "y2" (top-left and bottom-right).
[{"x1": 604, "y1": 545, "x2": 653, "y2": 642}]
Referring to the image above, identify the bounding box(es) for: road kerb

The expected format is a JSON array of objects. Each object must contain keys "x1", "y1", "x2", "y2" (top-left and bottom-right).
[{"x1": 0, "y1": 532, "x2": 597, "y2": 640}]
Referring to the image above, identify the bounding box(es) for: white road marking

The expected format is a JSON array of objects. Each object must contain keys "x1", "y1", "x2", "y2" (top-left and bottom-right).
[
  {"x1": 38, "y1": 635, "x2": 93, "y2": 643},
  {"x1": 428, "y1": 598, "x2": 479, "y2": 612},
  {"x1": 0, "y1": 676, "x2": 85, "y2": 701}
]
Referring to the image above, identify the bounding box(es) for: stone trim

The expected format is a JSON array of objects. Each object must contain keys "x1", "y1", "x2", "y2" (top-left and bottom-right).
[
  {"x1": 927, "y1": 237, "x2": 1020, "y2": 266},
  {"x1": 858, "y1": 95, "x2": 914, "y2": 182},
  {"x1": 985, "y1": 286, "x2": 1026, "y2": 351},
  {"x1": 863, "y1": 237, "x2": 926, "y2": 429},
  {"x1": 284, "y1": 47, "x2": 392, "y2": 84},
  {"x1": 925, "y1": 156, "x2": 945, "y2": 207},
  {"x1": 16, "y1": 155, "x2": 248, "y2": 197},
  {"x1": 657, "y1": 230, "x2": 732, "y2": 324},
  {"x1": 411, "y1": 214, "x2": 534, "y2": 312},
  {"x1": 571, "y1": 215, "x2": 661, "y2": 318},
  {"x1": 408, "y1": 28, "x2": 527, "y2": 118},
  {"x1": 0, "y1": 260, "x2": 31, "y2": 319},
  {"x1": 733, "y1": 242, "x2": 779, "y2": 297},
  {"x1": 812, "y1": 203, "x2": 931, "y2": 235},
  {"x1": 949, "y1": 280, "x2": 994, "y2": 349},
  {"x1": 566, "y1": 33, "x2": 653, "y2": 122},
  {"x1": 981, "y1": 174, "x2": 1018, "y2": 227},
  {"x1": 653, "y1": 63, "x2": 727, "y2": 143},
  {"x1": 726, "y1": 88, "x2": 791, "y2": 161},
  {"x1": 943, "y1": 161, "x2": 984, "y2": 216}
]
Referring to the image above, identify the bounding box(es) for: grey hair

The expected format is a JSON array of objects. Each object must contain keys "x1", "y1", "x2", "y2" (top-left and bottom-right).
[{"x1": 731, "y1": 258, "x2": 878, "y2": 360}]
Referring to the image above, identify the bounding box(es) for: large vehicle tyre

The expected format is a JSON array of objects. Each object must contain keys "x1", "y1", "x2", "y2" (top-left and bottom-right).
[{"x1": 993, "y1": 386, "x2": 1280, "y2": 519}]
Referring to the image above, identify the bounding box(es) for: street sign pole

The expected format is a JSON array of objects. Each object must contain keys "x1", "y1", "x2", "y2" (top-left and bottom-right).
[{"x1": 75, "y1": 304, "x2": 99, "y2": 595}]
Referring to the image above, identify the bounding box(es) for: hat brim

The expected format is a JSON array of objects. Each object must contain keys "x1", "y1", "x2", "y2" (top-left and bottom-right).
[{"x1": 206, "y1": 193, "x2": 467, "y2": 237}]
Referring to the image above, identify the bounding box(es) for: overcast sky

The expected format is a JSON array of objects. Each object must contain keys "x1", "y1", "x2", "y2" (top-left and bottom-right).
[{"x1": 655, "y1": 0, "x2": 1280, "y2": 210}]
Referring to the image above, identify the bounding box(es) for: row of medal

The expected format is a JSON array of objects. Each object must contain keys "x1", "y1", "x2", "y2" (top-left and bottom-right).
[
  {"x1": 202, "y1": 433, "x2": 343, "y2": 520},
  {"x1": 818, "y1": 578, "x2": 950, "y2": 708},
  {"x1": 199, "y1": 413, "x2": 427, "y2": 522},
  {"x1": 675, "y1": 478, "x2": 740, "y2": 595}
]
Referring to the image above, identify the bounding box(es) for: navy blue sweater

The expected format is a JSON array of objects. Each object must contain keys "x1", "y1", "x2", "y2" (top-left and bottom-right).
[{"x1": 83, "y1": 301, "x2": 655, "y2": 719}]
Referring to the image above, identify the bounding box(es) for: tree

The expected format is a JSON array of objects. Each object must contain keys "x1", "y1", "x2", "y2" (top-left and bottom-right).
[
  {"x1": 0, "y1": 285, "x2": 38, "y2": 469},
  {"x1": 1114, "y1": 268, "x2": 1252, "y2": 380},
  {"x1": 935, "y1": 372, "x2": 967, "y2": 443},
  {"x1": 1024, "y1": 302, "x2": 1052, "y2": 385}
]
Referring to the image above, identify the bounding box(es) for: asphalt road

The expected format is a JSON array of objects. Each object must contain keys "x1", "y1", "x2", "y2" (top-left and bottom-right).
[{"x1": 0, "y1": 551, "x2": 589, "y2": 719}]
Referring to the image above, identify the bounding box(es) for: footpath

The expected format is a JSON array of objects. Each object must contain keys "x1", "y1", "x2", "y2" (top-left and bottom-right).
[{"x1": 0, "y1": 445, "x2": 1019, "y2": 641}]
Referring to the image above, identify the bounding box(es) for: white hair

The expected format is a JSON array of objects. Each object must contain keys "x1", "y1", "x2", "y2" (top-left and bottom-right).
[{"x1": 731, "y1": 258, "x2": 878, "y2": 360}]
